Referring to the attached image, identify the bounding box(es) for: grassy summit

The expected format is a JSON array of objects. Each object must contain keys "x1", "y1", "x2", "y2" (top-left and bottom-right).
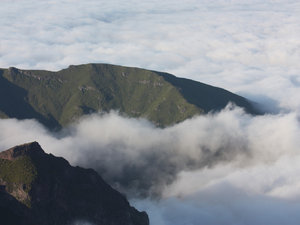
[{"x1": 0, "y1": 63, "x2": 257, "y2": 129}]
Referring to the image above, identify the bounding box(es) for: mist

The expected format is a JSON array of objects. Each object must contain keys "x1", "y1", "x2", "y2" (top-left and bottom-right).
[{"x1": 1, "y1": 106, "x2": 300, "y2": 224}]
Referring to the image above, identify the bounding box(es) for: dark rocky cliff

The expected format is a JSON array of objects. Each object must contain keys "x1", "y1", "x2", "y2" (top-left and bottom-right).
[{"x1": 0, "y1": 142, "x2": 149, "y2": 225}]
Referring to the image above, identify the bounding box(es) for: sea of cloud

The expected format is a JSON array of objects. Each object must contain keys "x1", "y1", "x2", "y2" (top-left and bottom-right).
[
  {"x1": 1, "y1": 0, "x2": 300, "y2": 111},
  {"x1": 1, "y1": 0, "x2": 300, "y2": 224}
]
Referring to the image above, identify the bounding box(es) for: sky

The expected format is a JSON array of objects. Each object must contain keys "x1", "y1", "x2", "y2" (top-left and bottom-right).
[{"x1": 1, "y1": 0, "x2": 300, "y2": 225}]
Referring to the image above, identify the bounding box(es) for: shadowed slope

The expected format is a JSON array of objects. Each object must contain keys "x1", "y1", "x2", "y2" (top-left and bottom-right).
[
  {"x1": 157, "y1": 71, "x2": 258, "y2": 114},
  {"x1": 0, "y1": 142, "x2": 149, "y2": 225},
  {"x1": 0, "y1": 69, "x2": 60, "y2": 129},
  {"x1": 0, "y1": 191, "x2": 32, "y2": 225}
]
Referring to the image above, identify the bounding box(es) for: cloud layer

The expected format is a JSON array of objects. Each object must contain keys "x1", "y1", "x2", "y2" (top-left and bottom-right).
[
  {"x1": 1, "y1": 108, "x2": 300, "y2": 224},
  {"x1": 1, "y1": 0, "x2": 300, "y2": 111},
  {"x1": 2, "y1": 1, "x2": 300, "y2": 224}
]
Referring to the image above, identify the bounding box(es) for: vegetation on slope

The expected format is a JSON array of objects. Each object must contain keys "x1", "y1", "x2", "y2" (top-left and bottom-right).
[
  {"x1": 0, "y1": 64, "x2": 257, "y2": 129},
  {"x1": 0, "y1": 157, "x2": 37, "y2": 189},
  {"x1": 0, "y1": 156, "x2": 37, "y2": 207}
]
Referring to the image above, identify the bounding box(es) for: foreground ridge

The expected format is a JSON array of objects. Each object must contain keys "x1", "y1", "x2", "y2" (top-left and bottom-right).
[{"x1": 0, "y1": 142, "x2": 149, "y2": 225}]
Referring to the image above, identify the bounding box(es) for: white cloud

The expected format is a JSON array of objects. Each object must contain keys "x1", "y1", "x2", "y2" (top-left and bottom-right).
[
  {"x1": 1, "y1": 0, "x2": 300, "y2": 111},
  {"x1": 2, "y1": 1, "x2": 300, "y2": 224},
  {"x1": 1, "y1": 109, "x2": 300, "y2": 224}
]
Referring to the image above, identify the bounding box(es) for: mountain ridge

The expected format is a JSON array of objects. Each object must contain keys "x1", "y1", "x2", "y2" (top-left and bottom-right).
[
  {"x1": 0, "y1": 142, "x2": 149, "y2": 225},
  {"x1": 0, "y1": 63, "x2": 260, "y2": 129}
]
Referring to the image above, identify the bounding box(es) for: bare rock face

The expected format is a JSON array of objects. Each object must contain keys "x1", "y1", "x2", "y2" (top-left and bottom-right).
[
  {"x1": 0, "y1": 142, "x2": 149, "y2": 225},
  {"x1": 0, "y1": 142, "x2": 43, "y2": 160}
]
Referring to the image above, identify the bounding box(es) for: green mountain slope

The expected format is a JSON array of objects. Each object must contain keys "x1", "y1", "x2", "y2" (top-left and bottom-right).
[{"x1": 0, "y1": 64, "x2": 258, "y2": 129}]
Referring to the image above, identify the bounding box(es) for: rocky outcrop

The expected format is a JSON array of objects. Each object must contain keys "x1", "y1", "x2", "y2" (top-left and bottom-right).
[
  {"x1": 0, "y1": 142, "x2": 43, "y2": 160},
  {"x1": 0, "y1": 142, "x2": 149, "y2": 225}
]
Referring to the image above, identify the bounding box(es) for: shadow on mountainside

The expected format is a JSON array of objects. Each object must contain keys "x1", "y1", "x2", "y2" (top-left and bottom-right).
[
  {"x1": 0, "y1": 70, "x2": 61, "y2": 130},
  {"x1": 156, "y1": 71, "x2": 261, "y2": 114}
]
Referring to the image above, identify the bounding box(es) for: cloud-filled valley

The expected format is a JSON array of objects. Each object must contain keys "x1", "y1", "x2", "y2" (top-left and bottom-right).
[
  {"x1": 1, "y1": 107, "x2": 300, "y2": 224},
  {"x1": 1, "y1": 0, "x2": 300, "y2": 224}
]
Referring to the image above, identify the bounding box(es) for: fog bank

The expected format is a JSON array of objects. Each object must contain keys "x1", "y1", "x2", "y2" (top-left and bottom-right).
[{"x1": 1, "y1": 107, "x2": 300, "y2": 224}]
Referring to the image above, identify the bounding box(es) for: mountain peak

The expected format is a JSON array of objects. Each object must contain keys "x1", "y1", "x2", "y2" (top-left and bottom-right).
[
  {"x1": 0, "y1": 142, "x2": 44, "y2": 160},
  {"x1": 0, "y1": 142, "x2": 149, "y2": 225}
]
